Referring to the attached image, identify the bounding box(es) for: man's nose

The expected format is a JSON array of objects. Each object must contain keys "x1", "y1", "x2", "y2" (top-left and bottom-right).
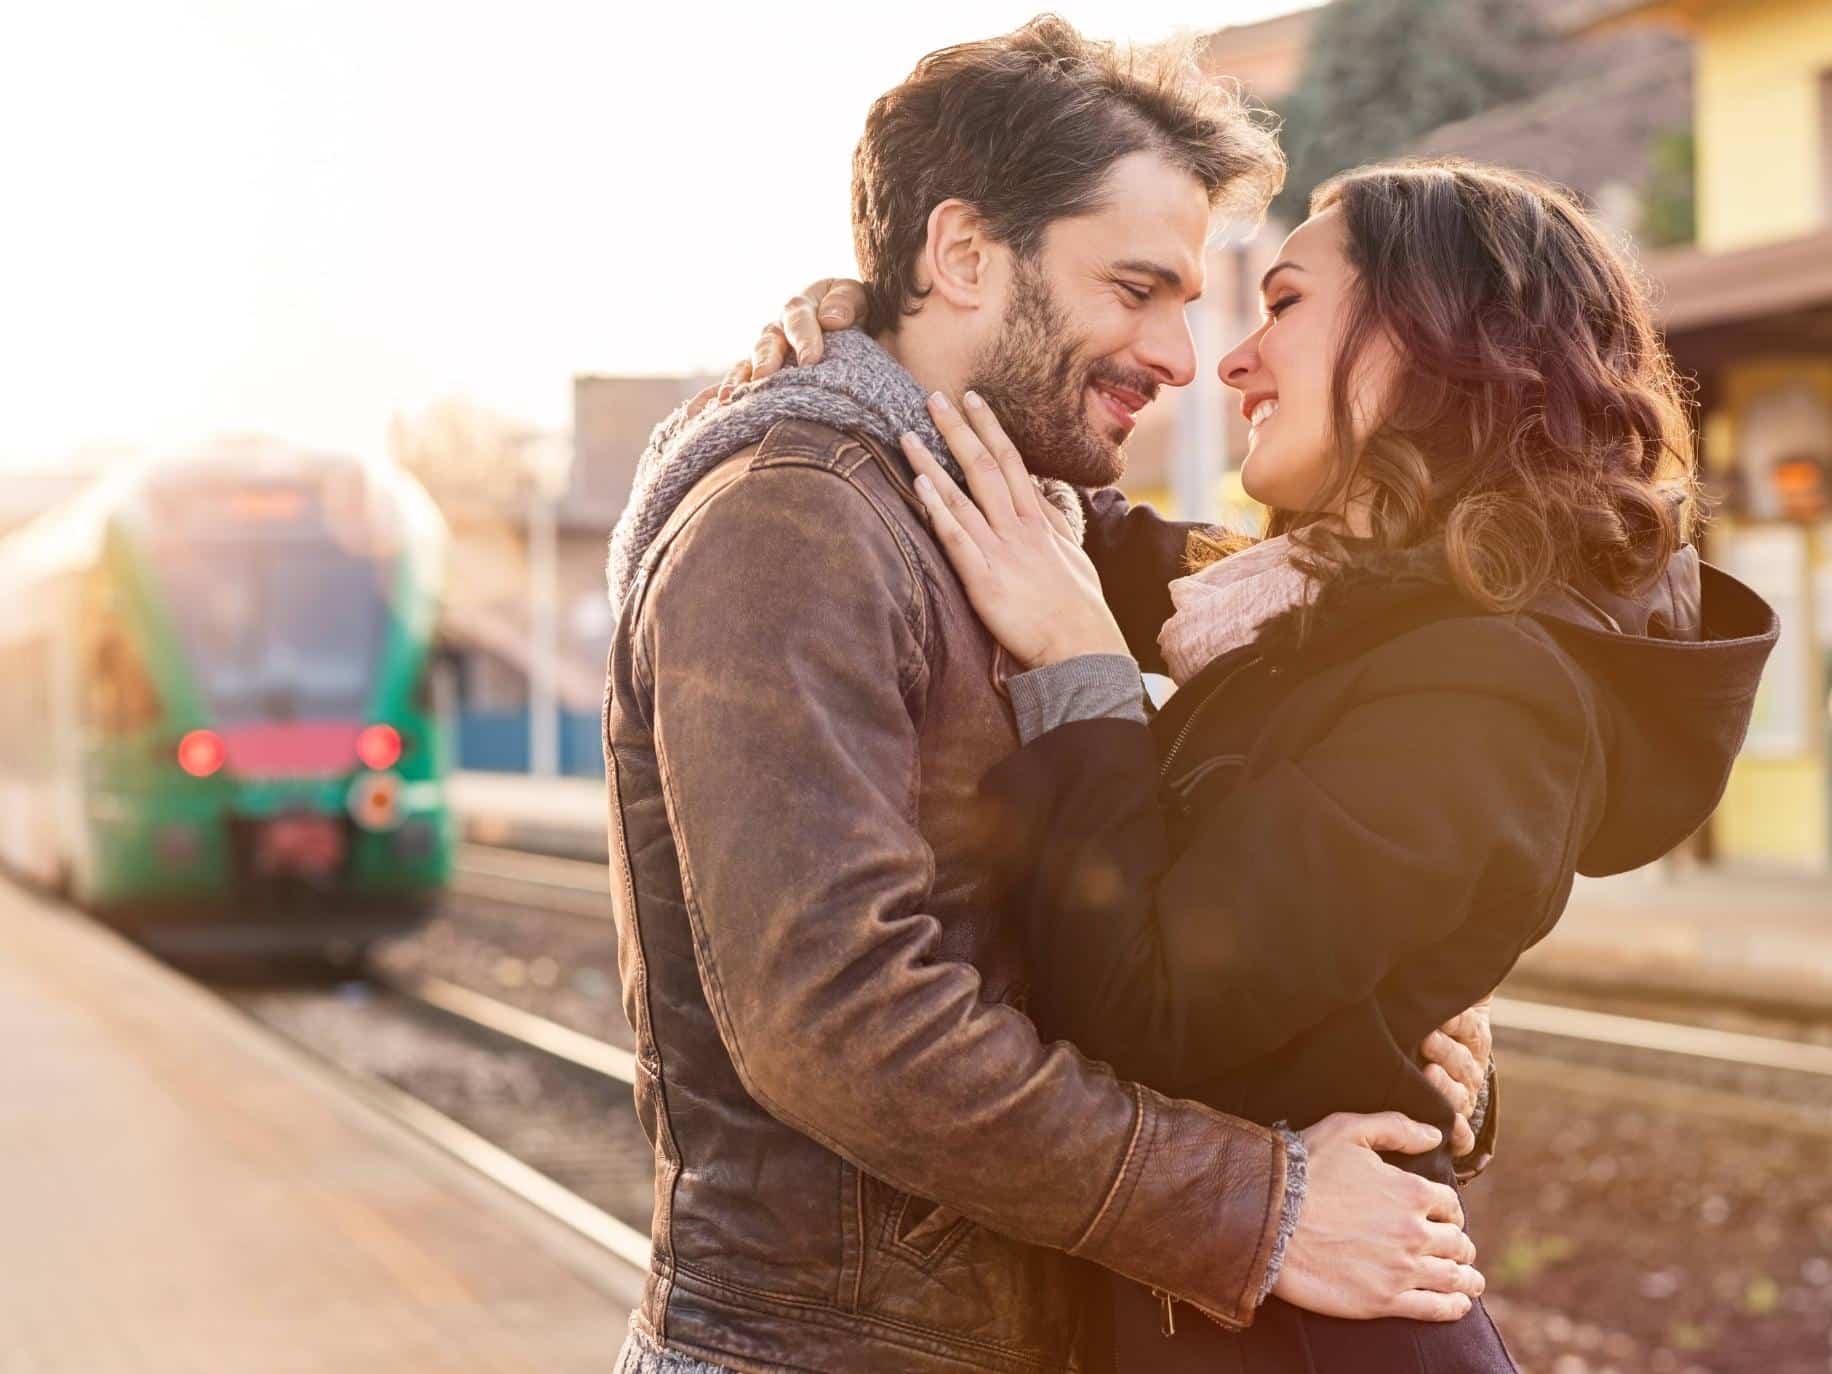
[{"x1": 1137, "y1": 313, "x2": 1198, "y2": 389}]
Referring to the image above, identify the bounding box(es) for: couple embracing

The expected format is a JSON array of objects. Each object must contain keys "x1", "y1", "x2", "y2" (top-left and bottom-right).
[{"x1": 603, "y1": 17, "x2": 1775, "y2": 1374}]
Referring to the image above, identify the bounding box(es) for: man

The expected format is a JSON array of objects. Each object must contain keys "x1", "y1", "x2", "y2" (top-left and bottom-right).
[{"x1": 604, "y1": 19, "x2": 1489, "y2": 1374}]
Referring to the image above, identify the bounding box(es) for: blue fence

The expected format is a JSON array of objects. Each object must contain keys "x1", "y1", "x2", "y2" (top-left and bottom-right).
[{"x1": 454, "y1": 709, "x2": 603, "y2": 777}]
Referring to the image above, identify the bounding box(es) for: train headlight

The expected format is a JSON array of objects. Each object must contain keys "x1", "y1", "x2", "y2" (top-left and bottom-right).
[
  {"x1": 177, "y1": 729, "x2": 227, "y2": 778},
  {"x1": 356, "y1": 723, "x2": 403, "y2": 771},
  {"x1": 347, "y1": 771, "x2": 404, "y2": 832}
]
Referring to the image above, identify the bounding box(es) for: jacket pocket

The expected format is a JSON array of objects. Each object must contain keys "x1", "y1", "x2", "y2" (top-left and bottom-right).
[
  {"x1": 886, "y1": 1190, "x2": 975, "y2": 1266},
  {"x1": 859, "y1": 1172, "x2": 975, "y2": 1272}
]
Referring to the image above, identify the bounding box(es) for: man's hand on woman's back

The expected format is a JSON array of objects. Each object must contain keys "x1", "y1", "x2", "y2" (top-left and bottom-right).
[{"x1": 1277, "y1": 1112, "x2": 1483, "y2": 1322}]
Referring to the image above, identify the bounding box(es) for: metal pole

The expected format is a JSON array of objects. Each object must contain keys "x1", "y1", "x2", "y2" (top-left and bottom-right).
[{"x1": 528, "y1": 481, "x2": 559, "y2": 777}]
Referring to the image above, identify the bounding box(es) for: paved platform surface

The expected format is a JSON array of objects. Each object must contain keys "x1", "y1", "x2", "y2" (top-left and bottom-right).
[
  {"x1": 454, "y1": 771, "x2": 607, "y2": 862},
  {"x1": 1514, "y1": 864, "x2": 1832, "y2": 1011},
  {"x1": 0, "y1": 880, "x2": 637, "y2": 1373},
  {"x1": 453, "y1": 772, "x2": 1832, "y2": 1011}
]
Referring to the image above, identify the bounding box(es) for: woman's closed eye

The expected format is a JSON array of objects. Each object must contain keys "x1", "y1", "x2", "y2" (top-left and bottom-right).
[{"x1": 1265, "y1": 293, "x2": 1300, "y2": 320}]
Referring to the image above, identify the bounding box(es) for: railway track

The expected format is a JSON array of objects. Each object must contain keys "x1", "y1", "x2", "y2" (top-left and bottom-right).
[
  {"x1": 448, "y1": 844, "x2": 1832, "y2": 1101},
  {"x1": 221, "y1": 964, "x2": 654, "y2": 1277},
  {"x1": 222, "y1": 855, "x2": 1832, "y2": 1310}
]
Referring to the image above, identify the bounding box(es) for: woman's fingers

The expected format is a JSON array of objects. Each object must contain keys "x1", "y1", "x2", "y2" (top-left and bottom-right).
[
  {"x1": 1423, "y1": 1030, "x2": 1483, "y2": 1109},
  {"x1": 911, "y1": 472, "x2": 991, "y2": 586},
  {"x1": 1449, "y1": 1113, "x2": 1477, "y2": 1159},
  {"x1": 683, "y1": 383, "x2": 721, "y2": 422},
  {"x1": 1423, "y1": 1062, "x2": 1472, "y2": 1117},
  {"x1": 817, "y1": 279, "x2": 867, "y2": 327},
  {"x1": 717, "y1": 360, "x2": 752, "y2": 403},
  {"x1": 925, "y1": 392, "x2": 1019, "y2": 531},
  {"x1": 751, "y1": 324, "x2": 791, "y2": 381},
  {"x1": 902, "y1": 433, "x2": 994, "y2": 553},
  {"x1": 781, "y1": 295, "x2": 824, "y2": 366},
  {"x1": 960, "y1": 390, "x2": 1041, "y2": 520}
]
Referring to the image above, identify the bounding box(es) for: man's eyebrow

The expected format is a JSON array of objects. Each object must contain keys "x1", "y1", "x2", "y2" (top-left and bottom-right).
[
  {"x1": 1112, "y1": 259, "x2": 1200, "y2": 301},
  {"x1": 1259, "y1": 260, "x2": 1307, "y2": 294}
]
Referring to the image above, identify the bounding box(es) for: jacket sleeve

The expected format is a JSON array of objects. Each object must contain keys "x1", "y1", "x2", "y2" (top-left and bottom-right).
[
  {"x1": 977, "y1": 619, "x2": 1596, "y2": 1101},
  {"x1": 635, "y1": 459, "x2": 1287, "y2": 1329},
  {"x1": 1080, "y1": 486, "x2": 1215, "y2": 674}
]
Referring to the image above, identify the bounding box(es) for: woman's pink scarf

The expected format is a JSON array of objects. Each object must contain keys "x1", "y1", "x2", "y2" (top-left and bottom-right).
[{"x1": 1156, "y1": 534, "x2": 1313, "y2": 685}]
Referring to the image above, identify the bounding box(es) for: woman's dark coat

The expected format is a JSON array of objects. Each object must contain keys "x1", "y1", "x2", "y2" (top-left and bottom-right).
[{"x1": 980, "y1": 532, "x2": 1777, "y2": 1373}]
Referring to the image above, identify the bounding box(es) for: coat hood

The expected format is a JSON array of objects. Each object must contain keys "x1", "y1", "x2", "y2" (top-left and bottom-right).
[
  {"x1": 1248, "y1": 543, "x2": 1778, "y2": 878},
  {"x1": 1524, "y1": 548, "x2": 1777, "y2": 875}
]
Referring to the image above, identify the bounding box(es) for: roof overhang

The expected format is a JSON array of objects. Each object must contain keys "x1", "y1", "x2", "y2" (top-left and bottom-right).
[
  {"x1": 1648, "y1": 229, "x2": 1832, "y2": 333},
  {"x1": 1557, "y1": 0, "x2": 1706, "y2": 37},
  {"x1": 1645, "y1": 229, "x2": 1832, "y2": 376}
]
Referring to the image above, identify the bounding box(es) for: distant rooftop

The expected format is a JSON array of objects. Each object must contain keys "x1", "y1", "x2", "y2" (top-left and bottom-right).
[{"x1": 1410, "y1": 27, "x2": 1691, "y2": 216}]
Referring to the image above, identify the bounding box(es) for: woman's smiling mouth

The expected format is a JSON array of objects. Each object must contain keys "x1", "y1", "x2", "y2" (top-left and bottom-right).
[{"x1": 1245, "y1": 394, "x2": 1279, "y2": 436}]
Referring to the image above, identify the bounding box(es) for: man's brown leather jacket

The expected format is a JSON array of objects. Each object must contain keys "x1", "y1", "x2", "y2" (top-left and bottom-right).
[{"x1": 605, "y1": 419, "x2": 1286, "y2": 1374}]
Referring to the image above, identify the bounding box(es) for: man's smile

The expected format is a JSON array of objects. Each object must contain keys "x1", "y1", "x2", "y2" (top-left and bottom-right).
[{"x1": 1090, "y1": 380, "x2": 1149, "y2": 435}]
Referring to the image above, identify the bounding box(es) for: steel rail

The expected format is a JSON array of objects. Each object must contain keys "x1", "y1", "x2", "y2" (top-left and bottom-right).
[
  {"x1": 452, "y1": 844, "x2": 611, "y2": 921},
  {"x1": 377, "y1": 968, "x2": 638, "y2": 1084},
  {"x1": 333, "y1": 1053, "x2": 652, "y2": 1270},
  {"x1": 1492, "y1": 995, "x2": 1832, "y2": 1080}
]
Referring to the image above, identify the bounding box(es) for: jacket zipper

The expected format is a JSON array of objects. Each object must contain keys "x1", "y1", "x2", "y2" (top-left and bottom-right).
[
  {"x1": 1158, "y1": 656, "x2": 1264, "y2": 784},
  {"x1": 1152, "y1": 1287, "x2": 1245, "y2": 1336}
]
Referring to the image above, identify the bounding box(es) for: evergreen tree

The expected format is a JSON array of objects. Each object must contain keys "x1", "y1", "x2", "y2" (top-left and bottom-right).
[{"x1": 1271, "y1": 0, "x2": 1558, "y2": 223}]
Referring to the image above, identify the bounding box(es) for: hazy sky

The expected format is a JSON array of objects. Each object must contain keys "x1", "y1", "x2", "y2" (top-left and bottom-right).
[{"x1": 3, "y1": 1, "x2": 1318, "y2": 468}]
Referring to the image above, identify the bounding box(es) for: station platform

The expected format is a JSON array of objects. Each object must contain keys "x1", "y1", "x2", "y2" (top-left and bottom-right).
[
  {"x1": 453, "y1": 771, "x2": 607, "y2": 862},
  {"x1": 452, "y1": 771, "x2": 1832, "y2": 1013},
  {"x1": 0, "y1": 879, "x2": 637, "y2": 1373}
]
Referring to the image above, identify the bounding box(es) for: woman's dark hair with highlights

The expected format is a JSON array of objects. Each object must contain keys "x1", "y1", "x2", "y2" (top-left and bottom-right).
[{"x1": 1209, "y1": 158, "x2": 1698, "y2": 614}]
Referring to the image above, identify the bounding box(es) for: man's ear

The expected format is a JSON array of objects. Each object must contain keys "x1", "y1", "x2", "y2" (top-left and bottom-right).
[{"x1": 918, "y1": 199, "x2": 1001, "y2": 311}]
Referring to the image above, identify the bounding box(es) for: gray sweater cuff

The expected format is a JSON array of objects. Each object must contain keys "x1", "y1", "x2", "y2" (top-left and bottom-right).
[
  {"x1": 1006, "y1": 654, "x2": 1147, "y2": 744},
  {"x1": 1257, "y1": 1124, "x2": 1309, "y2": 1305},
  {"x1": 1467, "y1": 1068, "x2": 1492, "y2": 1140}
]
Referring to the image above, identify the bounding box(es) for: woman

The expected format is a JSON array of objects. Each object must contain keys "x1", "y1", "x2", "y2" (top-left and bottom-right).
[{"x1": 728, "y1": 160, "x2": 1775, "y2": 1369}]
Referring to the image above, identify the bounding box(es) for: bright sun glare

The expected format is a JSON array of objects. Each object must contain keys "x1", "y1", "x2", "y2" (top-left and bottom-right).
[{"x1": 1, "y1": 1, "x2": 1318, "y2": 469}]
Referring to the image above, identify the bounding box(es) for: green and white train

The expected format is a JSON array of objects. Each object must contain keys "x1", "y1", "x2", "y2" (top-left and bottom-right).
[{"x1": 0, "y1": 439, "x2": 453, "y2": 956}]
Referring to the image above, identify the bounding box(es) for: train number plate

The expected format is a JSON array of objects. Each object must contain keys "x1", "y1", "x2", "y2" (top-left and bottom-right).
[{"x1": 255, "y1": 816, "x2": 346, "y2": 878}]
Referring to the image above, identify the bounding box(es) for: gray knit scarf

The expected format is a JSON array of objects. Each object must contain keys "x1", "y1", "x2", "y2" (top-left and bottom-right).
[{"x1": 606, "y1": 328, "x2": 1086, "y2": 610}]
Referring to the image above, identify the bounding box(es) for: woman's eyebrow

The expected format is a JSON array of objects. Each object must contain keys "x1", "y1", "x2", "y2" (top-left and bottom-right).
[{"x1": 1258, "y1": 260, "x2": 1307, "y2": 294}]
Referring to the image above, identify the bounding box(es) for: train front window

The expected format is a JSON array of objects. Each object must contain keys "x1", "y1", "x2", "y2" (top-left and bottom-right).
[{"x1": 152, "y1": 537, "x2": 392, "y2": 725}]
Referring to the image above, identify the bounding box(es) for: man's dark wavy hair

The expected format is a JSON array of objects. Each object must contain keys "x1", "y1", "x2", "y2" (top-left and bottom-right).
[{"x1": 850, "y1": 14, "x2": 1284, "y2": 332}]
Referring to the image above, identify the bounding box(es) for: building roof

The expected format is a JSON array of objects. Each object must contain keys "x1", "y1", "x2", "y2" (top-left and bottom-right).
[
  {"x1": 1409, "y1": 29, "x2": 1691, "y2": 213},
  {"x1": 1196, "y1": 5, "x2": 1318, "y2": 105}
]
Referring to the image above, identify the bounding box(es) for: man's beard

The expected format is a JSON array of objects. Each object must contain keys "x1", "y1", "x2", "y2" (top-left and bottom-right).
[{"x1": 965, "y1": 259, "x2": 1157, "y2": 488}]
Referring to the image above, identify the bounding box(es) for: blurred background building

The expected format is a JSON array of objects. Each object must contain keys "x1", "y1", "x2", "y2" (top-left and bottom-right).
[
  {"x1": 1121, "y1": 0, "x2": 1832, "y2": 871},
  {"x1": 366, "y1": 0, "x2": 1832, "y2": 875},
  {"x1": 17, "y1": 0, "x2": 1827, "y2": 871}
]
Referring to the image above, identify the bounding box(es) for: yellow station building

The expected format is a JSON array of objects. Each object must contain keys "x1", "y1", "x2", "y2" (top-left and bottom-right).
[{"x1": 1596, "y1": 0, "x2": 1832, "y2": 867}]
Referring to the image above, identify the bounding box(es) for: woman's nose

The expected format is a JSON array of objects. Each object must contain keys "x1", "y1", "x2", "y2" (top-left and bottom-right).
[{"x1": 1217, "y1": 332, "x2": 1260, "y2": 388}]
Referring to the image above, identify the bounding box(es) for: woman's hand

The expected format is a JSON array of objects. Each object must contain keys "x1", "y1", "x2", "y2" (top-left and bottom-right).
[
  {"x1": 719, "y1": 278, "x2": 869, "y2": 400},
  {"x1": 902, "y1": 390, "x2": 1129, "y2": 670},
  {"x1": 1421, "y1": 994, "x2": 1494, "y2": 1157}
]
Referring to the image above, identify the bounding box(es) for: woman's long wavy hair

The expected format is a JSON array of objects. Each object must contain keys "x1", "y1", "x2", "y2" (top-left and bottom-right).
[{"x1": 1204, "y1": 158, "x2": 1698, "y2": 614}]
